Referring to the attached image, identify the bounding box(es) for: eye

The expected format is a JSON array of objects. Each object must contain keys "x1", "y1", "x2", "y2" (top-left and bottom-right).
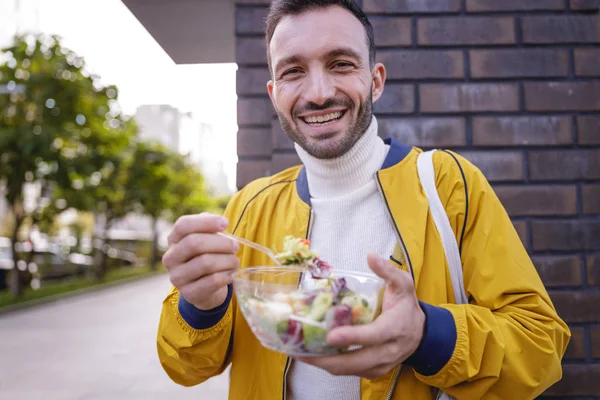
[
  {"x1": 332, "y1": 61, "x2": 354, "y2": 70},
  {"x1": 281, "y1": 68, "x2": 302, "y2": 78}
]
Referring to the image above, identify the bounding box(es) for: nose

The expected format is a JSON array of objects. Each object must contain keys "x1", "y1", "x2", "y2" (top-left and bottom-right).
[{"x1": 303, "y1": 69, "x2": 335, "y2": 106}]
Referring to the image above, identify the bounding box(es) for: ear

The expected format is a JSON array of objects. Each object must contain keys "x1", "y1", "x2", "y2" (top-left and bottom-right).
[
  {"x1": 371, "y1": 62, "x2": 386, "y2": 103},
  {"x1": 267, "y1": 79, "x2": 276, "y2": 108}
]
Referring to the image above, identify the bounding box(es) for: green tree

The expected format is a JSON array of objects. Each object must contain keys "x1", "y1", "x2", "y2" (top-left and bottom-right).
[
  {"x1": 57, "y1": 117, "x2": 136, "y2": 279},
  {"x1": 0, "y1": 33, "x2": 130, "y2": 296},
  {"x1": 125, "y1": 142, "x2": 211, "y2": 269},
  {"x1": 125, "y1": 141, "x2": 171, "y2": 269},
  {"x1": 168, "y1": 154, "x2": 212, "y2": 219}
]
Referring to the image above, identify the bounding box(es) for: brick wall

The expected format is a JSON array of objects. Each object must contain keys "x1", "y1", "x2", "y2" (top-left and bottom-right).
[{"x1": 235, "y1": 0, "x2": 600, "y2": 397}]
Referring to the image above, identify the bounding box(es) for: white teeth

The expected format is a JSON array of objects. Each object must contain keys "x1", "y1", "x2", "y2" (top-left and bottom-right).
[{"x1": 304, "y1": 111, "x2": 343, "y2": 124}]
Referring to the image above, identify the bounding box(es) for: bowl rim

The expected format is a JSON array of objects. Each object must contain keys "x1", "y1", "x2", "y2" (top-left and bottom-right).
[{"x1": 231, "y1": 265, "x2": 385, "y2": 283}]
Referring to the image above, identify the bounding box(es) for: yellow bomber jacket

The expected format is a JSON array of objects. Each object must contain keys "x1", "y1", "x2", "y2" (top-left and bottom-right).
[{"x1": 157, "y1": 139, "x2": 570, "y2": 400}]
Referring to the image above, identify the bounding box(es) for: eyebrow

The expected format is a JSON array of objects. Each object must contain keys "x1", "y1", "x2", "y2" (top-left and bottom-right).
[
  {"x1": 324, "y1": 47, "x2": 362, "y2": 62},
  {"x1": 273, "y1": 47, "x2": 363, "y2": 74},
  {"x1": 274, "y1": 55, "x2": 308, "y2": 75}
]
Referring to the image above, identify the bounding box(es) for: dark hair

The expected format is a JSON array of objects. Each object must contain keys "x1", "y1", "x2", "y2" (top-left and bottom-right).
[{"x1": 265, "y1": 0, "x2": 375, "y2": 73}]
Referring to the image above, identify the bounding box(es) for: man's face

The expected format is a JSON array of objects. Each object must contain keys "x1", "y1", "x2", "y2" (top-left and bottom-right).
[{"x1": 267, "y1": 6, "x2": 386, "y2": 159}]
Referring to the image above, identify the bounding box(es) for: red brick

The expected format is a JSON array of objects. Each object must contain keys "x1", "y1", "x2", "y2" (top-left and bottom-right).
[
  {"x1": 575, "y1": 49, "x2": 600, "y2": 77},
  {"x1": 549, "y1": 291, "x2": 600, "y2": 323},
  {"x1": 529, "y1": 150, "x2": 600, "y2": 181},
  {"x1": 236, "y1": 160, "x2": 271, "y2": 189},
  {"x1": 531, "y1": 255, "x2": 582, "y2": 288},
  {"x1": 418, "y1": 17, "x2": 515, "y2": 46},
  {"x1": 513, "y1": 221, "x2": 529, "y2": 244},
  {"x1": 235, "y1": 7, "x2": 267, "y2": 35},
  {"x1": 271, "y1": 119, "x2": 294, "y2": 151},
  {"x1": 578, "y1": 116, "x2": 600, "y2": 145},
  {"x1": 458, "y1": 151, "x2": 524, "y2": 182},
  {"x1": 532, "y1": 220, "x2": 600, "y2": 251},
  {"x1": 237, "y1": 128, "x2": 272, "y2": 157},
  {"x1": 571, "y1": 0, "x2": 600, "y2": 10},
  {"x1": 237, "y1": 37, "x2": 267, "y2": 65},
  {"x1": 591, "y1": 327, "x2": 600, "y2": 358},
  {"x1": 272, "y1": 153, "x2": 301, "y2": 174},
  {"x1": 588, "y1": 255, "x2": 600, "y2": 286},
  {"x1": 525, "y1": 82, "x2": 600, "y2": 111},
  {"x1": 377, "y1": 50, "x2": 464, "y2": 79},
  {"x1": 522, "y1": 15, "x2": 600, "y2": 44},
  {"x1": 370, "y1": 17, "x2": 411, "y2": 47},
  {"x1": 562, "y1": 327, "x2": 586, "y2": 360},
  {"x1": 237, "y1": 68, "x2": 270, "y2": 95},
  {"x1": 377, "y1": 118, "x2": 466, "y2": 147},
  {"x1": 364, "y1": 0, "x2": 460, "y2": 13},
  {"x1": 472, "y1": 116, "x2": 572, "y2": 147},
  {"x1": 467, "y1": 0, "x2": 565, "y2": 11},
  {"x1": 470, "y1": 49, "x2": 568, "y2": 78},
  {"x1": 374, "y1": 84, "x2": 414, "y2": 114},
  {"x1": 495, "y1": 185, "x2": 577, "y2": 217},
  {"x1": 544, "y1": 364, "x2": 600, "y2": 396},
  {"x1": 583, "y1": 185, "x2": 600, "y2": 215},
  {"x1": 237, "y1": 97, "x2": 273, "y2": 126},
  {"x1": 420, "y1": 83, "x2": 519, "y2": 113}
]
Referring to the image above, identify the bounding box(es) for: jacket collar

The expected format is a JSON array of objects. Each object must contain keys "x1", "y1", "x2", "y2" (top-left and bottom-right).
[{"x1": 296, "y1": 137, "x2": 413, "y2": 206}]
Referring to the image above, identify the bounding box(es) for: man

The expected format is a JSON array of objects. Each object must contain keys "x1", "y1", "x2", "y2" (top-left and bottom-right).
[{"x1": 157, "y1": 1, "x2": 570, "y2": 399}]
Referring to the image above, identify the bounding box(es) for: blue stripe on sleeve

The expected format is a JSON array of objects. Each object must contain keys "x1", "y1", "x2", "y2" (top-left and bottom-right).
[
  {"x1": 404, "y1": 301, "x2": 457, "y2": 376},
  {"x1": 178, "y1": 284, "x2": 232, "y2": 330}
]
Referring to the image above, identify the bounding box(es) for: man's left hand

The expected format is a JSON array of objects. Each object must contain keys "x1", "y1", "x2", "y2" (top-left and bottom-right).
[{"x1": 296, "y1": 253, "x2": 426, "y2": 380}]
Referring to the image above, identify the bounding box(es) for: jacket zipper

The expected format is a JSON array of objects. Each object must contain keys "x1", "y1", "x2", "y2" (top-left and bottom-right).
[
  {"x1": 375, "y1": 172, "x2": 414, "y2": 400},
  {"x1": 282, "y1": 208, "x2": 314, "y2": 400},
  {"x1": 374, "y1": 173, "x2": 414, "y2": 283}
]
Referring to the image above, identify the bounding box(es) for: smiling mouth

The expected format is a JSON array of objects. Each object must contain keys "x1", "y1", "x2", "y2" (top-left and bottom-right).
[{"x1": 300, "y1": 111, "x2": 346, "y2": 126}]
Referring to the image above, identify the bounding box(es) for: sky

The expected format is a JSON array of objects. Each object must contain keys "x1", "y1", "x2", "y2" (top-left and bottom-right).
[{"x1": 0, "y1": 0, "x2": 239, "y2": 192}]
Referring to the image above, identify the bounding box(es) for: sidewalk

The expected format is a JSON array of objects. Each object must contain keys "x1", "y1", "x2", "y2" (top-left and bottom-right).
[{"x1": 0, "y1": 274, "x2": 229, "y2": 400}]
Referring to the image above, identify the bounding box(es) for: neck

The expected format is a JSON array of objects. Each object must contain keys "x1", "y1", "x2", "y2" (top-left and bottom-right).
[{"x1": 295, "y1": 116, "x2": 388, "y2": 199}]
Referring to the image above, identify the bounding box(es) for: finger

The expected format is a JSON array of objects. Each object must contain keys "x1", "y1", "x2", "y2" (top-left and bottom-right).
[
  {"x1": 367, "y1": 253, "x2": 413, "y2": 292},
  {"x1": 168, "y1": 213, "x2": 229, "y2": 246},
  {"x1": 327, "y1": 312, "x2": 396, "y2": 348},
  {"x1": 179, "y1": 270, "x2": 235, "y2": 305},
  {"x1": 163, "y1": 233, "x2": 239, "y2": 268},
  {"x1": 170, "y1": 253, "x2": 240, "y2": 289}
]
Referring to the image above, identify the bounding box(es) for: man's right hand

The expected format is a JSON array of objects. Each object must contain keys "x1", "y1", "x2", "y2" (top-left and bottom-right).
[{"x1": 162, "y1": 213, "x2": 240, "y2": 310}]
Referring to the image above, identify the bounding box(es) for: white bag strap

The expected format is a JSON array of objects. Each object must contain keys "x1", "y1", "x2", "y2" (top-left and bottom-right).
[
  {"x1": 417, "y1": 149, "x2": 468, "y2": 400},
  {"x1": 416, "y1": 150, "x2": 468, "y2": 305}
]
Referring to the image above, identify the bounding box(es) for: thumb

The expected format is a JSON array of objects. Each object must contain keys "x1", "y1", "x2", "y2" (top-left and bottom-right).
[{"x1": 367, "y1": 253, "x2": 412, "y2": 292}]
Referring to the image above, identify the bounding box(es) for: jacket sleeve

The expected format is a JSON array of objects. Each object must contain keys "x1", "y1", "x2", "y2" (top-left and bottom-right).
[
  {"x1": 156, "y1": 196, "x2": 246, "y2": 387},
  {"x1": 406, "y1": 151, "x2": 571, "y2": 399},
  {"x1": 156, "y1": 286, "x2": 234, "y2": 386}
]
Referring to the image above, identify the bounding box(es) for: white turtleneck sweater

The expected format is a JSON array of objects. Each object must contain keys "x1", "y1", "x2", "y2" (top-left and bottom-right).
[{"x1": 288, "y1": 117, "x2": 398, "y2": 400}]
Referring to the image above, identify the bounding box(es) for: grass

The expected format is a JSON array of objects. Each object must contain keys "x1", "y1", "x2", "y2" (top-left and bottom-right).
[{"x1": 0, "y1": 265, "x2": 165, "y2": 309}]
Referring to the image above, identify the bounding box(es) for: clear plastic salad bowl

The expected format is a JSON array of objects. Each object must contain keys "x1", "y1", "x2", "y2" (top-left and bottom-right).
[{"x1": 232, "y1": 266, "x2": 386, "y2": 357}]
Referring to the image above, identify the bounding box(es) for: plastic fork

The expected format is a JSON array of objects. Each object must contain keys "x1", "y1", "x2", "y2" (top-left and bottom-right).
[{"x1": 218, "y1": 231, "x2": 282, "y2": 266}]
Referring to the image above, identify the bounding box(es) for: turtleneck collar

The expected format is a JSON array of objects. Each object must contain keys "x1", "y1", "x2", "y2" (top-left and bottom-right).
[{"x1": 294, "y1": 116, "x2": 389, "y2": 200}]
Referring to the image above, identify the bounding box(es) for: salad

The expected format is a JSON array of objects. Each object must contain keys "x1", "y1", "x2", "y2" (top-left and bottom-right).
[
  {"x1": 275, "y1": 235, "x2": 332, "y2": 279},
  {"x1": 237, "y1": 236, "x2": 378, "y2": 355}
]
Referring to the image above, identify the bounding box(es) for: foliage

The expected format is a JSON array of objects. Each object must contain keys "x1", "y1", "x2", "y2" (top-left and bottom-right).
[
  {"x1": 0, "y1": 33, "x2": 134, "y2": 296},
  {"x1": 0, "y1": 33, "x2": 215, "y2": 293},
  {"x1": 125, "y1": 141, "x2": 212, "y2": 268}
]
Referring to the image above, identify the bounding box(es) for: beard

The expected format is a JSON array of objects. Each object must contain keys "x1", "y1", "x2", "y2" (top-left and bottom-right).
[{"x1": 276, "y1": 89, "x2": 373, "y2": 160}]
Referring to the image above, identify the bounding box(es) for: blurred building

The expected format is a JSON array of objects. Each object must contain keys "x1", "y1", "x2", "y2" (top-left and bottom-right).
[
  {"x1": 134, "y1": 104, "x2": 183, "y2": 152},
  {"x1": 194, "y1": 121, "x2": 231, "y2": 197},
  {"x1": 134, "y1": 104, "x2": 231, "y2": 196}
]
